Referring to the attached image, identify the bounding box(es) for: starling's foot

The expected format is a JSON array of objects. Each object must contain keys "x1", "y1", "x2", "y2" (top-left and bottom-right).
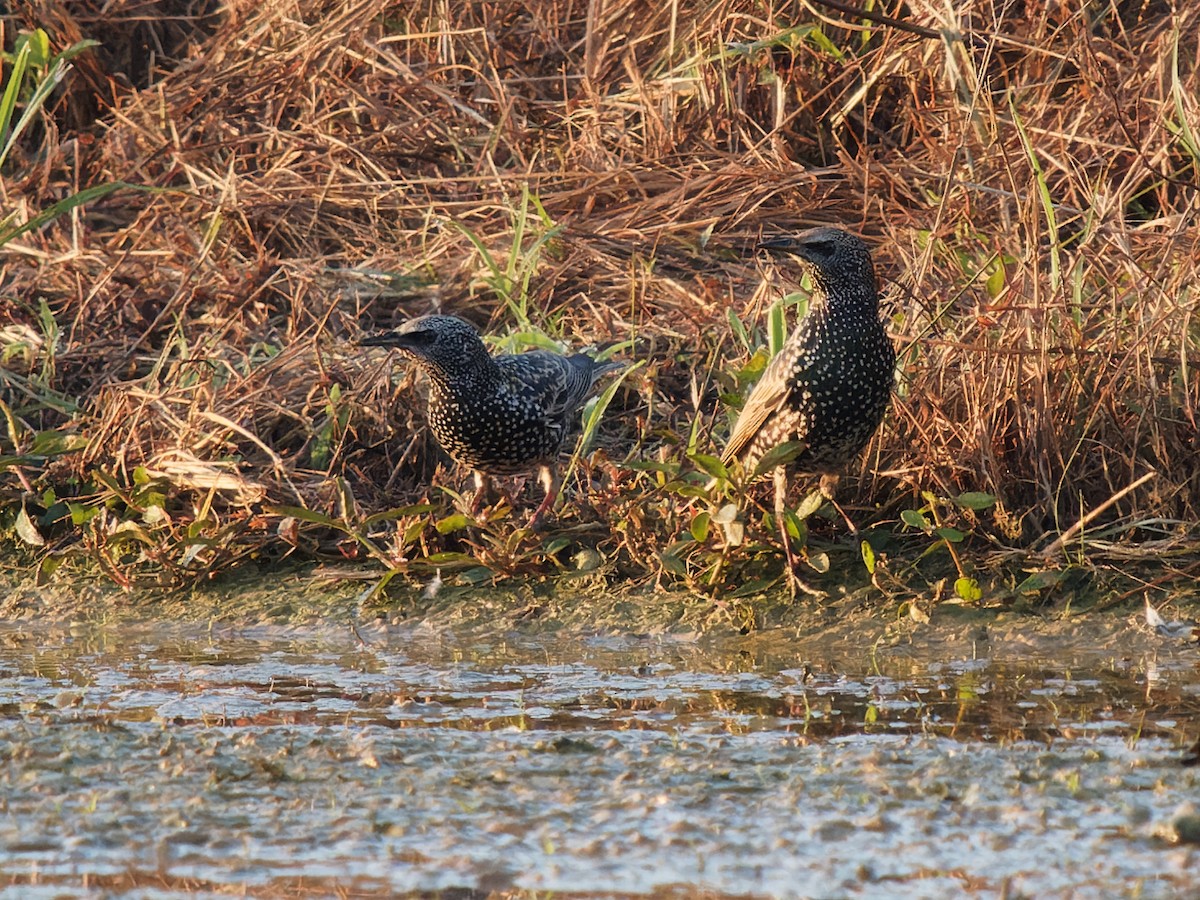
[
  {"x1": 784, "y1": 567, "x2": 826, "y2": 600},
  {"x1": 776, "y1": 505, "x2": 824, "y2": 600},
  {"x1": 469, "y1": 472, "x2": 495, "y2": 520},
  {"x1": 526, "y1": 465, "x2": 560, "y2": 531},
  {"x1": 818, "y1": 474, "x2": 858, "y2": 535}
]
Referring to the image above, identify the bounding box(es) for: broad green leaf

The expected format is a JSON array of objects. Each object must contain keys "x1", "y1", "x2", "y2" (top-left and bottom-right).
[
  {"x1": 402, "y1": 518, "x2": 426, "y2": 544},
  {"x1": 38, "y1": 553, "x2": 63, "y2": 581},
  {"x1": 954, "y1": 577, "x2": 983, "y2": 603},
  {"x1": 751, "y1": 441, "x2": 806, "y2": 477},
  {"x1": 795, "y1": 489, "x2": 824, "y2": 520},
  {"x1": 901, "y1": 509, "x2": 930, "y2": 531},
  {"x1": 68, "y1": 502, "x2": 97, "y2": 526},
  {"x1": 690, "y1": 511, "x2": 711, "y2": 542},
  {"x1": 1016, "y1": 569, "x2": 1068, "y2": 594},
  {"x1": 936, "y1": 526, "x2": 965, "y2": 543},
  {"x1": 460, "y1": 566, "x2": 494, "y2": 585},
  {"x1": 542, "y1": 537, "x2": 570, "y2": 555},
  {"x1": 435, "y1": 514, "x2": 470, "y2": 534},
  {"x1": 659, "y1": 550, "x2": 687, "y2": 575},
  {"x1": 861, "y1": 539, "x2": 876, "y2": 574},
  {"x1": 690, "y1": 453, "x2": 729, "y2": 481},
  {"x1": 955, "y1": 492, "x2": 996, "y2": 510}
]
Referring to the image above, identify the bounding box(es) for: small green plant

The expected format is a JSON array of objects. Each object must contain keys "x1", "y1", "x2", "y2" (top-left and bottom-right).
[
  {"x1": 899, "y1": 491, "x2": 997, "y2": 602},
  {"x1": 448, "y1": 184, "x2": 562, "y2": 334}
]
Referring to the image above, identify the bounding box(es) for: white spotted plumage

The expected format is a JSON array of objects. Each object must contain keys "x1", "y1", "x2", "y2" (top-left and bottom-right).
[
  {"x1": 362, "y1": 314, "x2": 619, "y2": 478},
  {"x1": 721, "y1": 227, "x2": 895, "y2": 477}
]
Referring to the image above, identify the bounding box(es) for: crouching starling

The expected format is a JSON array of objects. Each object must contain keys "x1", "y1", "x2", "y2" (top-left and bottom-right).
[
  {"x1": 720, "y1": 226, "x2": 895, "y2": 594},
  {"x1": 361, "y1": 315, "x2": 620, "y2": 525}
]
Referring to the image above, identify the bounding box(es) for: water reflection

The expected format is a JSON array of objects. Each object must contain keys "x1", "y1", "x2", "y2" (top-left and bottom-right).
[{"x1": 0, "y1": 620, "x2": 1196, "y2": 897}]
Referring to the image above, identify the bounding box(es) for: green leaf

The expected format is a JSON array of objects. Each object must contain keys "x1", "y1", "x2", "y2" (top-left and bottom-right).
[
  {"x1": 361, "y1": 503, "x2": 434, "y2": 527},
  {"x1": 861, "y1": 539, "x2": 876, "y2": 574},
  {"x1": 954, "y1": 492, "x2": 996, "y2": 511},
  {"x1": 1016, "y1": 569, "x2": 1067, "y2": 594},
  {"x1": 435, "y1": 513, "x2": 471, "y2": 534},
  {"x1": 67, "y1": 502, "x2": 97, "y2": 526},
  {"x1": 659, "y1": 550, "x2": 687, "y2": 575},
  {"x1": 0, "y1": 182, "x2": 145, "y2": 246},
  {"x1": 663, "y1": 481, "x2": 711, "y2": 499},
  {"x1": 423, "y1": 551, "x2": 477, "y2": 566},
  {"x1": 542, "y1": 537, "x2": 570, "y2": 555},
  {"x1": 751, "y1": 441, "x2": 806, "y2": 477},
  {"x1": 690, "y1": 511, "x2": 711, "y2": 542},
  {"x1": 0, "y1": 41, "x2": 32, "y2": 156},
  {"x1": 727, "y1": 307, "x2": 750, "y2": 351},
  {"x1": 265, "y1": 505, "x2": 340, "y2": 528},
  {"x1": 985, "y1": 261, "x2": 1006, "y2": 298},
  {"x1": 795, "y1": 489, "x2": 824, "y2": 521},
  {"x1": 38, "y1": 553, "x2": 63, "y2": 581},
  {"x1": 901, "y1": 509, "x2": 931, "y2": 531},
  {"x1": 690, "y1": 453, "x2": 729, "y2": 481},
  {"x1": 625, "y1": 459, "x2": 678, "y2": 474},
  {"x1": 402, "y1": 518, "x2": 426, "y2": 545},
  {"x1": 52, "y1": 38, "x2": 101, "y2": 67},
  {"x1": 768, "y1": 299, "x2": 787, "y2": 357},
  {"x1": 25, "y1": 29, "x2": 51, "y2": 68},
  {"x1": 954, "y1": 577, "x2": 983, "y2": 603},
  {"x1": 936, "y1": 526, "x2": 966, "y2": 543}
]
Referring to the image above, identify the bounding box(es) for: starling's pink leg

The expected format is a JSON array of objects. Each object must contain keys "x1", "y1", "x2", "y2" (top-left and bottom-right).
[
  {"x1": 529, "y1": 465, "x2": 558, "y2": 529},
  {"x1": 469, "y1": 471, "x2": 492, "y2": 517},
  {"x1": 774, "y1": 467, "x2": 823, "y2": 600}
]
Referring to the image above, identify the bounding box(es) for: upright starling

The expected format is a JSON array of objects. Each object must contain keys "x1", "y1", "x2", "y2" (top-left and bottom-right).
[
  {"x1": 362, "y1": 315, "x2": 620, "y2": 524},
  {"x1": 720, "y1": 226, "x2": 895, "y2": 592}
]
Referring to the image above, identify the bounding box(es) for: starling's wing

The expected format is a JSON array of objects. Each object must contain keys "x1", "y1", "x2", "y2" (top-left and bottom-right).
[
  {"x1": 720, "y1": 325, "x2": 817, "y2": 467},
  {"x1": 497, "y1": 352, "x2": 611, "y2": 426}
]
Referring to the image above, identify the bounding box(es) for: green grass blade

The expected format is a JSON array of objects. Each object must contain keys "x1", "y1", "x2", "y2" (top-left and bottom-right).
[
  {"x1": 1008, "y1": 91, "x2": 1060, "y2": 293},
  {"x1": 0, "y1": 181, "x2": 133, "y2": 246}
]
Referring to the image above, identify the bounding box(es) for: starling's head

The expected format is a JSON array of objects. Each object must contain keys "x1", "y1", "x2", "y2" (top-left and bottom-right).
[
  {"x1": 360, "y1": 315, "x2": 491, "y2": 378},
  {"x1": 758, "y1": 227, "x2": 876, "y2": 299}
]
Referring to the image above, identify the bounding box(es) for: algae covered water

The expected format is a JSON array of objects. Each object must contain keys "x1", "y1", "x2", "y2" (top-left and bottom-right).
[{"x1": 0, "y1": 615, "x2": 1197, "y2": 897}]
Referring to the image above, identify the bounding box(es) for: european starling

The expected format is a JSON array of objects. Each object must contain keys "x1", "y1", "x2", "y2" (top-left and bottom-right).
[
  {"x1": 720, "y1": 226, "x2": 895, "y2": 592},
  {"x1": 362, "y1": 315, "x2": 620, "y2": 524}
]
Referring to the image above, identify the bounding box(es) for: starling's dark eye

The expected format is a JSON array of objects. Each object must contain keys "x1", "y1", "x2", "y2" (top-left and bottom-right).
[
  {"x1": 407, "y1": 330, "x2": 436, "y2": 344},
  {"x1": 805, "y1": 239, "x2": 836, "y2": 256}
]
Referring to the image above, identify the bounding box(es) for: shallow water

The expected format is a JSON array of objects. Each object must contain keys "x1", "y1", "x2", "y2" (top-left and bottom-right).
[{"x1": 0, "y1": 618, "x2": 1198, "y2": 898}]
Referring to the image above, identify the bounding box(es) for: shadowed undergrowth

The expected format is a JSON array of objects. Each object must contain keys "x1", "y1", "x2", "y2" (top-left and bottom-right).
[{"x1": 1, "y1": 0, "x2": 1198, "y2": 611}]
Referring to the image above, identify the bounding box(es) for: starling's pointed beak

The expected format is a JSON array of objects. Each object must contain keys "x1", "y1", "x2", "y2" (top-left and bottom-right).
[
  {"x1": 757, "y1": 235, "x2": 801, "y2": 255},
  {"x1": 359, "y1": 331, "x2": 412, "y2": 349}
]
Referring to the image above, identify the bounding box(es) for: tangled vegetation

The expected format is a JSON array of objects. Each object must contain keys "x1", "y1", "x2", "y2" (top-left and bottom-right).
[{"x1": 1, "y1": 0, "x2": 1198, "y2": 612}]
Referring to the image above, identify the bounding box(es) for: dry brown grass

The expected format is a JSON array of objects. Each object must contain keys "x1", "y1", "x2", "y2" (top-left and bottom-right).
[{"x1": 2, "y1": 0, "x2": 1198, "y2": 590}]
